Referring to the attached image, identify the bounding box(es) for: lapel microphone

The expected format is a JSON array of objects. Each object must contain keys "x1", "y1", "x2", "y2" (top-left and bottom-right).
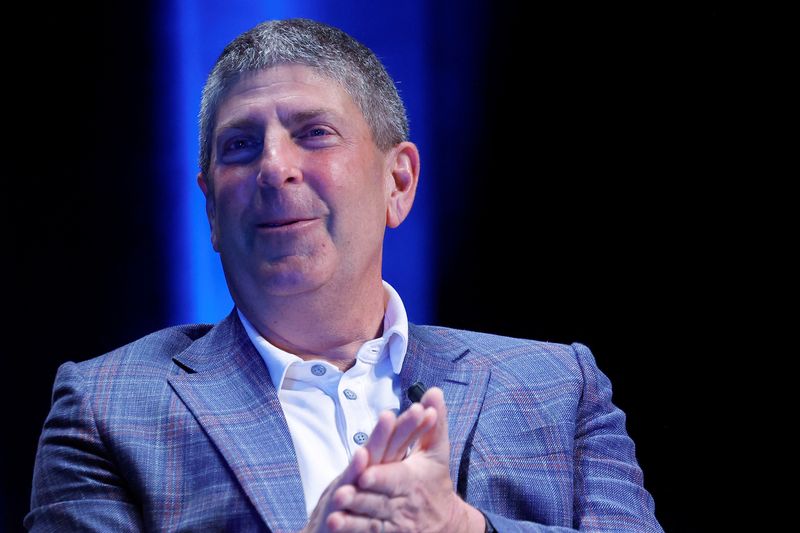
[{"x1": 407, "y1": 382, "x2": 427, "y2": 403}]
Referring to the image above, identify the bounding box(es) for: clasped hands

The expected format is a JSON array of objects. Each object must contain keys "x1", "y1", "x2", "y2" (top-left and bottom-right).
[{"x1": 303, "y1": 387, "x2": 484, "y2": 533}]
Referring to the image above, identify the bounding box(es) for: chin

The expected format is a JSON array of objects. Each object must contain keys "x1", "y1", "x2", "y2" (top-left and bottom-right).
[
  {"x1": 259, "y1": 276, "x2": 323, "y2": 297},
  {"x1": 255, "y1": 258, "x2": 335, "y2": 297}
]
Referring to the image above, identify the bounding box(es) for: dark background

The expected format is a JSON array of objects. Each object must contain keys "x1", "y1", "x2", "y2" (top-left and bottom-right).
[{"x1": 7, "y1": 3, "x2": 768, "y2": 531}]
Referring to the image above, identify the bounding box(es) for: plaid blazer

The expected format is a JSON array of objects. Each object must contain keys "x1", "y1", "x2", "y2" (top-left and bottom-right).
[{"x1": 27, "y1": 311, "x2": 662, "y2": 532}]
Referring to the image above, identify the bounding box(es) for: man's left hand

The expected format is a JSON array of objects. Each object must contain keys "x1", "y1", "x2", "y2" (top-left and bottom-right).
[{"x1": 326, "y1": 388, "x2": 485, "y2": 533}]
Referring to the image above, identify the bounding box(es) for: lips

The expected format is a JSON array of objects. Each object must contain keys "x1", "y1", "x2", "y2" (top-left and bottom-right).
[
  {"x1": 257, "y1": 217, "x2": 316, "y2": 229},
  {"x1": 259, "y1": 220, "x2": 298, "y2": 228}
]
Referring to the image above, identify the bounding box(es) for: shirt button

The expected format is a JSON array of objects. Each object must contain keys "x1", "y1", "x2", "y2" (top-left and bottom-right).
[
  {"x1": 353, "y1": 432, "x2": 369, "y2": 445},
  {"x1": 311, "y1": 364, "x2": 326, "y2": 376},
  {"x1": 343, "y1": 389, "x2": 358, "y2": 400}
]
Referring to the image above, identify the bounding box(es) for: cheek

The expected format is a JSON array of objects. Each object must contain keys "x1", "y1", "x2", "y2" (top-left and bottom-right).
[
  {"x1": 319, "y1": 155, "x2": 387, "y2": 209},
  {"x1": 213, "y1": 172, "x2": 257, "y2": 219}
]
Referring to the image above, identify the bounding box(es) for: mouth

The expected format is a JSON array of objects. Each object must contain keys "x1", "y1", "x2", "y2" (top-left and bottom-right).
[{"x1": 257, "y1": 218, "x2": 316, "y2": 230}]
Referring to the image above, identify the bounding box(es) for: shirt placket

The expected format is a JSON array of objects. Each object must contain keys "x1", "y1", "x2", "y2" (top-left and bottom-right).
[{"x1": 339, "y1": 340, "x2": 384, "y2": 456}]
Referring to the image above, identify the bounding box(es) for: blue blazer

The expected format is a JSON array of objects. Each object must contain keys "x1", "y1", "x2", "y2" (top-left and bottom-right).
[{"x1": 27, "y1": 311, "x2": 663, "y2": 532}]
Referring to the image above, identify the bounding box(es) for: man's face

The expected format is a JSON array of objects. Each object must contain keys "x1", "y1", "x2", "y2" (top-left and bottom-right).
[{"x1": 200, "y1": 64, "x2": 399, "y2": 304}]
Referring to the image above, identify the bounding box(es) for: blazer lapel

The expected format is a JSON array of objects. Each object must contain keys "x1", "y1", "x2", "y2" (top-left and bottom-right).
[
  {"x1": 168, "y1": 311, "x2": 306, "y2": 533},
  {"x1": 401, "y1": 325, "x2": 491, "y2": 493}
]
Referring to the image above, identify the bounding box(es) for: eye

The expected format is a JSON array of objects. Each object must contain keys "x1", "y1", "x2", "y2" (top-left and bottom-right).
[
  {"x1": 219, "y1": 136, "x2": 262, "y2": 164},
  {"x1": 225, "y1": 137, "x2": 260, "y2": 152},
  {"x1": 298, "y1": 126, "x2": 335, "y2": 140}
]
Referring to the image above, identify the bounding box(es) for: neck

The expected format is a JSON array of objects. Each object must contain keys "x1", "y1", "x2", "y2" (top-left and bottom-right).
[{"x1": 237, "y1": 276, "x2": 386, "y2": 371}]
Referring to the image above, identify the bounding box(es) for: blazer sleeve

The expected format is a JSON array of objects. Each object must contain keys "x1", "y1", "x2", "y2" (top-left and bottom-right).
[
  {"x1": 25, "y1": 362, "x2": 143, "y2": 532},
  {"x1": 481, "y1": 343, "x2": 664, "y2": 533}
]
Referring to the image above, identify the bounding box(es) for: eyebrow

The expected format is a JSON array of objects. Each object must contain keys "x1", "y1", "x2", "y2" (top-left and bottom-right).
[
  {"x1": 215, "y1": 118, "x2": 261, "y2": 135},
  {"x1": 283, "y1": 107, "x2": 339, "y2": 126},
  {"x1": 216, "y1": 108, "x2": 340, "y2": 135}
]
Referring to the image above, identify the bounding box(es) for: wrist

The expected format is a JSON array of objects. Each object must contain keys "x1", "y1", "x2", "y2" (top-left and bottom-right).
[{"x1": 455, "y1": 497, "x2": 486, "y2": 533}]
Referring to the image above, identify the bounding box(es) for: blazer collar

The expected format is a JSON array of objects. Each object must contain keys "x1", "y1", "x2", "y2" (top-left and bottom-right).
[{"x1": 169, "y1": 310, "x2": 307, "y2": 532}]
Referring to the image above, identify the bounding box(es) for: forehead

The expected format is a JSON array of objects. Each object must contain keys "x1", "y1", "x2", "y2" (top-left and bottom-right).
[{"x1": 214, "y1": 64, "x2": 361, "y2": 127}]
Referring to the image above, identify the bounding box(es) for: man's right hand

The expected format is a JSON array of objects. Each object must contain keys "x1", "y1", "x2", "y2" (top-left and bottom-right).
[{"x1": 302, "y1": 402, "x2": 437, "y2": 533}]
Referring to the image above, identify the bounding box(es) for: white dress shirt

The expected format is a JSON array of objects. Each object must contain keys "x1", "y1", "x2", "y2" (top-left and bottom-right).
[{"x1": 237, "y1": 280, "x2": 409, "y2": 516}]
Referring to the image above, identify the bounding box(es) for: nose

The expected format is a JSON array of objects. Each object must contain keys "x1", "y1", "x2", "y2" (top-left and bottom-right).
[{"x1": 256, "y1": 134, "x2": 303, "y2": 188}]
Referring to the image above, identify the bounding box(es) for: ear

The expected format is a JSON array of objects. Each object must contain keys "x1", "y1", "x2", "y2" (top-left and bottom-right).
[
  {"x1": 385, "y1": 141, "x2": 420, "y2": 228},
  {"x1": 197, "y1": 172, "x2": 220, "y2": 252}
]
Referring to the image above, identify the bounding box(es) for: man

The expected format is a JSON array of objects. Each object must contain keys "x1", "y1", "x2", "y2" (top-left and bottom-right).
[{"x1": 27, "y1": 19, "x2": 662, "y2": 532}]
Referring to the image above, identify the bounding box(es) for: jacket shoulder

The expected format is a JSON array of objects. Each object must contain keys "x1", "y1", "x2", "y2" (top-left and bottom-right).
[
  {"x1": 47, "y1": 323, "x2": 217, "y2": 433},
  {"x1": 410, "y1": 324, "x2": 588, "y2": 394},
  {"x1": 70, "y1": 322, "x2": 215, "y2": 376},
  {"x1": 410, "y1": 323, "x2": 578, "y2": 364}
]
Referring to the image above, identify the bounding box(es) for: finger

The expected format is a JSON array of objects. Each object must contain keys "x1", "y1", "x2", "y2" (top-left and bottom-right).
[
  {"x1": 418, "y1": 387, "x2": 450, "y2": 454},
  {"x1": 381, "y1": 403, "x2": 429, "y2": 462},
  {"x1": 335, "y1": 487, "x2": 394, "y2": 520},
  {"x1": 394, "y1": 407, "x2": 438, "y2": 462},
  {"x1": 379, "y1": 403, "x2": 423, "y2": 462},
  {"x1": 307, "y1": 448, "x2": 369, "y2": 533},
  {"x1": 358, "y1": 462, "x2": 409, "y2": 497},
  {"x1": 327, "y1": 511, "x2": 389, "y2": 533},
  {"x1": 364, "y1": 411, "x2": 395, "y2": 466},
  {"x1": 408, "y1": 406, "x2": 437, "y2": 453},
  {"x1": 329, "y1": 484, "x2": 357, "y2": 512},
  {"x1": 339, "y1": 446, "x2": 369, "y2": 486}
]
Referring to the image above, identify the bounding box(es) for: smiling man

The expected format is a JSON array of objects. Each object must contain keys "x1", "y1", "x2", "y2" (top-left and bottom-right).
[
  {"x1": 27, "y1": 19, "x2": 663, "y2": 533},
  {"x1": 201, "y1": 63, "x2": 416, "y2": 365}
]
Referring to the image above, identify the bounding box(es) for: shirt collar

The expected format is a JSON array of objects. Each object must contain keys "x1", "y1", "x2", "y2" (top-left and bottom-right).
[
  {"x1": 238, "y1": 309, "x2": 302, "y2": 392},
  {"x1": 381, "y1": 280, "x2": 409, "y2": 375},
  {"x1": 237, "y1": 280, "x2": 409, "y2": 390}
]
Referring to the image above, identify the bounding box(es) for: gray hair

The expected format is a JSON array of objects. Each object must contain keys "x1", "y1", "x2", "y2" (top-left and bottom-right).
[{"x1": 198, "y1": 18, "x2": 409, "y2": 178}]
